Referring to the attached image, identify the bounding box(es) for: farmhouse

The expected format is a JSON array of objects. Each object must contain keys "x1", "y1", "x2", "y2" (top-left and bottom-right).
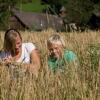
[{"x1": 9, "y1": 9, "x2": 64, "y2": 31}]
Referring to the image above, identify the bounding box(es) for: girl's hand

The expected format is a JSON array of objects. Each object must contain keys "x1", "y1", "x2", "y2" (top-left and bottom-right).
[{"x1": 3, "y1": 56, "x2": 12, "y2": 65}]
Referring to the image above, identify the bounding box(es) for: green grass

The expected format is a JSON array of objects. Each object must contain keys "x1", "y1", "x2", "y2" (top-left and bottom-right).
[{"x1": 17, "y1": 0, "x2": 49, "y2": 12}]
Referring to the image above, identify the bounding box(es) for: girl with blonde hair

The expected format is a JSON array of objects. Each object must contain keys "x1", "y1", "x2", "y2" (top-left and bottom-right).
[
  {"x1": 0, "y1": 29, "x2": 40, "y2": 75},
  {"x1": 47, "y1": 34, "x2": 78, "y2": 71}
]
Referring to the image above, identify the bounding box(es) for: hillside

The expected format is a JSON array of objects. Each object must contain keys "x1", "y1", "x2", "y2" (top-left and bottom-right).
[{"x1": 17, "y1": 0, "x2": 49, "y2": 12}]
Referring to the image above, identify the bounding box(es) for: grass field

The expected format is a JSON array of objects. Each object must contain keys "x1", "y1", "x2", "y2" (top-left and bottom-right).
[
  {"x1": 17, "y1": 0, "x2": 49, "y2": 12},
  {"x1": 0, "y1": 30, "x2": 100, "y2": 100}
]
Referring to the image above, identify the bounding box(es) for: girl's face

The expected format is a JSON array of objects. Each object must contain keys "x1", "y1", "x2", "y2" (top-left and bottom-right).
[
  {"x1": 14, "y1": 35, "x2": 22, "y2": 54},
  {"x1": 48, "y1": 43, "x2": 63, "y2": 59}
]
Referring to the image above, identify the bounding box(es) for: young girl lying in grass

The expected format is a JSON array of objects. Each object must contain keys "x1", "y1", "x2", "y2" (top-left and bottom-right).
[
  {"x1": 0, "y1": 29, "x2": 40, "y2": 76},
  {"x1": 47, "y1": 34, "x2": 78, "y2": 71}
]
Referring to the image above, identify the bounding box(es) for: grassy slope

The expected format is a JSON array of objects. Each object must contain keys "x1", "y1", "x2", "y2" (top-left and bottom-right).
[{"x1": 17, "y1": 0, "x2": 49, "y2": 12}]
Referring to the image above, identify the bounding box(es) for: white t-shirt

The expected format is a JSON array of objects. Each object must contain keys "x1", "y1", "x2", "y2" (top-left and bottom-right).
[{"x1": 0, "y1": 43, "x2": 36, "y2": 63}]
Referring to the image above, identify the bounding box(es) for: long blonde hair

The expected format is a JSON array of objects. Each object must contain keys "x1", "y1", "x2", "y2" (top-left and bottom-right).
[{"x1": 3, "y1": 29, "x2": 22, "y2": 52}]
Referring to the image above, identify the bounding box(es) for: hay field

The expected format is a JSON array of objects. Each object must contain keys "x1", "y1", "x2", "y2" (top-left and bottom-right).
[{"x1": 0, "y1": 30, "x2": 100, "y2": 100}]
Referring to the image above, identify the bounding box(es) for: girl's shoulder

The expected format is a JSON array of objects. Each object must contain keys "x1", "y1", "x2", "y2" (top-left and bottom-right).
[
  {"x1": 23, "y1": 42, "x2": 35, "y2": 47},
  {"x1": 23, "y1": 42, "x2": 36, "y2": 49},
  {"x1": 64, "y1": 50, "x2": 77, "y2": 61},
  {"x1": 22, "y1": 42, "x2": 36, "y2": 54}
]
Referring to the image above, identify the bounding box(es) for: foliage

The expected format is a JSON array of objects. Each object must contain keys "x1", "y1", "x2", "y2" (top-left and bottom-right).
[
  {"x1": 0, "y1": 0, "x2": 21, "y2": 30},
  {"x1": 0, "y1": 12, "x2": 10, "y2": 30},
  {"x1": 0, "y1": 0, "x2": 100, "y2": 29},
  {"x1": 88, "y1": 43, "x2": 100, "y2": 71},
  {"x1": 43, "y1": 0, "x2": 100, "y2": 27},
  {"x1": 42, "y1": 0, "x2": 68, "y2": 14},
  {"x1": 63, "y1": 0, "x2": 94, "y2": 24}
]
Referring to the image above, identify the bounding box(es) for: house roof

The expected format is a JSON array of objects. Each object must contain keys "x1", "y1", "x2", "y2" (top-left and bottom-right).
[{"x1": 11, "y1": 9, "x2": 63, "y2": 31}]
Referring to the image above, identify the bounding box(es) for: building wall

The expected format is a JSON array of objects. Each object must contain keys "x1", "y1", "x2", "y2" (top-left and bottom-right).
[{"x1": 9, "y1": 16, "x2": 26, "y2": 30}]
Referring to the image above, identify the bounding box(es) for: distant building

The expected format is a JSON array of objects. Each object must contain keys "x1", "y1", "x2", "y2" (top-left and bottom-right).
[{"x1": 9, "y1": 9, "x2": 64, "y2": 31}]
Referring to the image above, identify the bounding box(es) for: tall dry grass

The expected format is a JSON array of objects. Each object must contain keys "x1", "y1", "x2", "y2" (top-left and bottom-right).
[{"x1": 0, "y1": 30, "x2": 100, "y2": 100}]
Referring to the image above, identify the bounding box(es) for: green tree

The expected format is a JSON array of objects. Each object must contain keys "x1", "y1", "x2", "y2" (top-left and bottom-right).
[
  {"x1": 64, "y1": 0, "x2": 94, "y2": 24},
  {"x1": 42, "y1": 0, "x2": 68, "y2": 14},
  {"x1": 0, "y1": 0, "x2": 20, "y2": 30},
  {"x1": 43, "y1": 0, "x2": 100, "y2": 29}
]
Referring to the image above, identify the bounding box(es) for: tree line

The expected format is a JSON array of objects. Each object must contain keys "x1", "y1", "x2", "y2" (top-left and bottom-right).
[{"x1": 0, "y1": 0, "x2": 100, "y2": 30}]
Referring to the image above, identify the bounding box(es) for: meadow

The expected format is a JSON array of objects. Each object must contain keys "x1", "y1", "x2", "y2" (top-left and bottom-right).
[
  {"x1": 17, "y1": 0, "x2": 49, "y2": 12},
  {"x1": 0, "y1": 30, "x2": 100, "y2": 100}
]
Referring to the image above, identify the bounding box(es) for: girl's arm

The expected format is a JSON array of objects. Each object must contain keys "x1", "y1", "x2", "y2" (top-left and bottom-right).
[{"x1": 28, "y1": 49, "x2": 41, "y2": 76}]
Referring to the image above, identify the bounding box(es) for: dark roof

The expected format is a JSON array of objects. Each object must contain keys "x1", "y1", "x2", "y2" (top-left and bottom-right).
[{"x1": 11, "y1": 9, "x2": 63, "y2": 31}]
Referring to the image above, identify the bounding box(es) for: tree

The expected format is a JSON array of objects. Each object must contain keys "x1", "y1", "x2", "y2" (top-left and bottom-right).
[
  {"x1": 0, "y1": 0, "x2": 20, "y2": 30},
  {"x1": 64, "y1": 0, "x2": 94, "y2": 24},
  {"x1": 41, "y1": 0, "x2": 68, "y2": 14},
  {"x1": 42, "y1": 0, "x2": 100, "y2": 30}
]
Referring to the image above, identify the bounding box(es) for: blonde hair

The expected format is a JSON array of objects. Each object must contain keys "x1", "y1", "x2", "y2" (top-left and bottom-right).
[
  {"x1": 47, "y1": 34, "x2": 65, "y2": 47},
  {"x1": 3, "y1": 29, "x2": 22, "y2": 52}
]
